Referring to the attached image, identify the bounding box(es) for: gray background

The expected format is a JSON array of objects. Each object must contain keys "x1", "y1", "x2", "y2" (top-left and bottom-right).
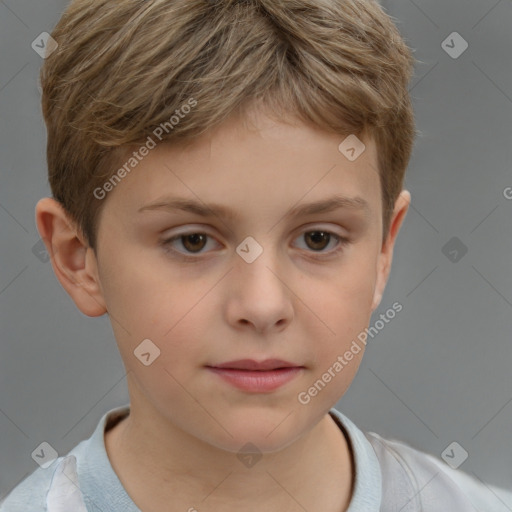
[{"x1": 1, "y1": 0, "x2": 511, "y2": 502}]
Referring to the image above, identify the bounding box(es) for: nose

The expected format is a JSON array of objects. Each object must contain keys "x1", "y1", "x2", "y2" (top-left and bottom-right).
[{"x1": 224, "y1": 248, "x2": 294, "y2": 335}]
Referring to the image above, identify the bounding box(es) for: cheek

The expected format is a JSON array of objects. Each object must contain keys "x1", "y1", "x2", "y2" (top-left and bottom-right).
[
  {"x1": 99, "y1": 243, "x2": 185, "y2": 324},
  {"x1": 97, "y1": 249, "x2": 204, "y2": 360},
  {"x1": 303, "y1": 248, "x2": 378, "y2": 370},
  {"x1": 312, "y1": 252, "x2": 377, "y2": 329}
]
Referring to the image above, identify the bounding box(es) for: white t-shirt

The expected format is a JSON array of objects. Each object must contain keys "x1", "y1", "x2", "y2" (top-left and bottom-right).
[{"x1": 1, "y1": 404, "x2": 511, "y2": 511}]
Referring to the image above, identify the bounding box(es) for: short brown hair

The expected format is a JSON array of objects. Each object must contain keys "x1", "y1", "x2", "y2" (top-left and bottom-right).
[{"x1": 40, "y1": 0, "x2": 417, "y2": 250}]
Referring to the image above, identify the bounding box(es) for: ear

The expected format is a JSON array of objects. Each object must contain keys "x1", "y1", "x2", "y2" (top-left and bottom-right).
[
  {"x1": 371, "y1": 190, "x2": 411, "y2": 311},
  {"x1": 35, "y1": 197, "x2": 107, "y2": 317}
]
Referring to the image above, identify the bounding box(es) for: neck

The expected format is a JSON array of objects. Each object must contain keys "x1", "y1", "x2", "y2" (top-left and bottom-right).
[{"x1": 105, "y1": 401, "x2": 354, "y2": 512}]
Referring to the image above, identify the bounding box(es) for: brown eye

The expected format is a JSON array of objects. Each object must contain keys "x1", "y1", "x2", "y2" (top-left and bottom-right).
[
  {"x1": 162, "y1": 232, "x2": 216, "y2": 257},
  {"x1": 181, "y1": 233, "x2": 208, "y2": 253},
  {"x1": 293, "y1": 229, "x2": 349, "y2": 259},
  {"x1": 161, "y1": 228, "x2": 348, "y2": 262},
  {"x1": 304, "y1": 231, "x2": 332, "y2": 251}
]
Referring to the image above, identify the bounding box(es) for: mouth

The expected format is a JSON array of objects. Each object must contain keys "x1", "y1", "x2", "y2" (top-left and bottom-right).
[
  {"x1": 205, "y1": 359, "x2": 305, "y2": 393},
  {"x1": 209, "y1": 359, "x2": 302, "y2": 371}
]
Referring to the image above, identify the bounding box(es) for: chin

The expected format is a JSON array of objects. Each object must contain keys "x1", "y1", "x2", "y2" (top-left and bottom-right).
[{"x1": 202, "y1": 408, "x2": 309, "y2": 454}]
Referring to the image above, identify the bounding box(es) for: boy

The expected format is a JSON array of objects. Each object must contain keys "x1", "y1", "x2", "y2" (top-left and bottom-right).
[{"x1": 1, "y1": 0, "x2": 511, "y2": 510}]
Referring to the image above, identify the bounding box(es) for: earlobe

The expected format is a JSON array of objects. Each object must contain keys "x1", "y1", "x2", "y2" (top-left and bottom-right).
[
  {"x1": 35, "y1": 198, "x2": 107, "y2": 317},
  {"x1": 371, "y1": 190, "x2": 411, "y2": 311}
]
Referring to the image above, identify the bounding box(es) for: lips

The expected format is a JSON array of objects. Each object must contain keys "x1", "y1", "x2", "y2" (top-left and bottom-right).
[
  {"x1": 209, "y1": 359, "x2": 300, "y2": 371},
  {"x1": 205, "y1": 359, "x2": 305, "y2": 392}
]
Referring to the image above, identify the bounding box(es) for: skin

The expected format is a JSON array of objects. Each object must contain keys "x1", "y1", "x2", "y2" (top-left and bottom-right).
[{"x1": 36, "y1": 105, "x2": 410, "y2": 512}]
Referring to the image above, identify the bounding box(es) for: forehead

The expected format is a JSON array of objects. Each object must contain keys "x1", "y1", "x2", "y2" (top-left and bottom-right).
[{"x1": 105, "y1": 110, "x2": 382, "y2": 220}]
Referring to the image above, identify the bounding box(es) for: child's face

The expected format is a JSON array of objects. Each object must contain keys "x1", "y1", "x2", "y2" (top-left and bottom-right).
[{"x1": 87, "y1": 108, "x2": 406, "y2": 452}]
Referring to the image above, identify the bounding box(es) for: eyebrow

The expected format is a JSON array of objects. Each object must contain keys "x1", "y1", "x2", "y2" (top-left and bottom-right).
[{"x1": 138, "y1": 194, "x2": 370, "y2": 220}]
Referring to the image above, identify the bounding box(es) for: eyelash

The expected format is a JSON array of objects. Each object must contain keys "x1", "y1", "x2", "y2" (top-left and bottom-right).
[{"x1": 160, "y1": 229, "x2": 350, "y2": 262}]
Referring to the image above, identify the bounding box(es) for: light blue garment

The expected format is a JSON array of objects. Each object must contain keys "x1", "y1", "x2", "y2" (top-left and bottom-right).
[
  {"x1": 1, "y1": 404, "x2": 511, "y2": 511},
  {"x1": 45, "y1": 455, "x2": 88, "y2": 512}
]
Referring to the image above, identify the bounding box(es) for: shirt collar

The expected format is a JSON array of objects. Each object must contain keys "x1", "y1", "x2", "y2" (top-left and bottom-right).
[
  {"x1": 329, "y1": 408, "x2": 383, "y2": 511},
  {"x1": 73, "y1": 404, "x2": 382, "y2": 511},
  {"x1": 73, "y1": 404, "x2": 139, "y2": 512}
]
